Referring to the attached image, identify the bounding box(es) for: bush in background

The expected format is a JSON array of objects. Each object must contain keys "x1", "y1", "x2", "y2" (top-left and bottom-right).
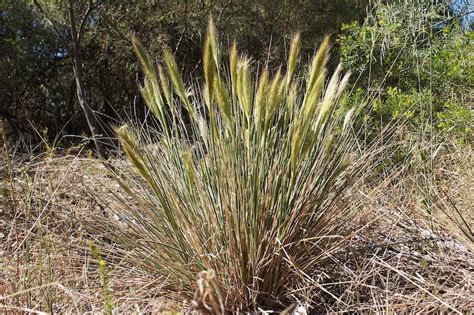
[{"x1": 338, "y1": 0, "x2": 472, "y2": 141}]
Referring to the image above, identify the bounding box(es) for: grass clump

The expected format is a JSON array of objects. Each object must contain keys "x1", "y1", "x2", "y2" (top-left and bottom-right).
[{"x1": 111, "y1": 19, "x2": 367, "y2": 311}]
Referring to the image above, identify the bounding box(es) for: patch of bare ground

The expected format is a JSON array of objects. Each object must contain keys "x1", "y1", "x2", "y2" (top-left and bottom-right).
[{"x1": 1, "y1": 143, "x2": 472, "y2": 313}]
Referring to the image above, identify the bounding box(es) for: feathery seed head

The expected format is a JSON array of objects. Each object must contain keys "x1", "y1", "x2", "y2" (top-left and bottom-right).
[{"x1": 287, "y1": 32, "x2": 301, "y2": 87}]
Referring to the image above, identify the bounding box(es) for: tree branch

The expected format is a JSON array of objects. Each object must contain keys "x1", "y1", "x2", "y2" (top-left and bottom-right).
[
  {"x1": 32, "y1": 0, "x2": 70, "y2": 51},
  {"x1": 78, "y1": 0, "x2": 99, "y2": 46}
]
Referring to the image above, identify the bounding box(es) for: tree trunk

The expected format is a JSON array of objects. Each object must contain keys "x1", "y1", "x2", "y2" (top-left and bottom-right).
[{"x1": 68, "y1": 0, "x2": 107, "y2": 159}]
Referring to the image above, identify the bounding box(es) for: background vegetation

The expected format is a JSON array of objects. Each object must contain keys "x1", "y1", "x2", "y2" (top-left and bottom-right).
[
  {"x1": 1, "y1": 0, "x2": 370, "y2": 149},
  {"x1": 338, "y1": 0, "x2": 472, "y2": 142}
]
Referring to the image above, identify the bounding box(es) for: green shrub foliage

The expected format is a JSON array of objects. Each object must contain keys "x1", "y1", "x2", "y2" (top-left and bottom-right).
[{"x1": 338, "y1": 0, "x2": 473, "y2": 139}]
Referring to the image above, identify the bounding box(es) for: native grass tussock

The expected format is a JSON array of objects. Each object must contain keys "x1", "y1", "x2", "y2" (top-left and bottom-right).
[{"x1": 106, "y1": 17, "x2": 369, "y2": 311}]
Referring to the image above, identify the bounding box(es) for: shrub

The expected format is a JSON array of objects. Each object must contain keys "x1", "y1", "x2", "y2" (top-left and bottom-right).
[
  {"x1": 110, "y1": 19, "x2": 366, "y2": 311},
  {"x1": 338, "y1": 0, "x2": 473, "y2": 140}
]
